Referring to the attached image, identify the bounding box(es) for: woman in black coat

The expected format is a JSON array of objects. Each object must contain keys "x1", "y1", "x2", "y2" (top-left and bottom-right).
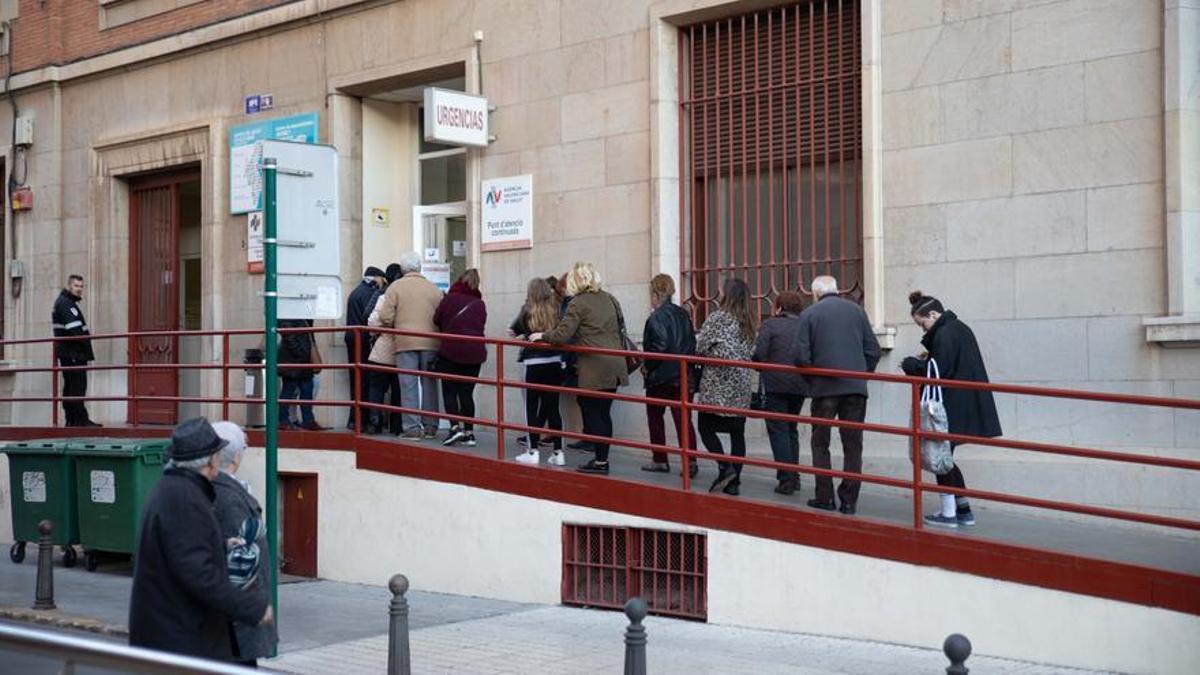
[{"x1": 902, "y1": 291, "x2": 1002, "y2": 529}]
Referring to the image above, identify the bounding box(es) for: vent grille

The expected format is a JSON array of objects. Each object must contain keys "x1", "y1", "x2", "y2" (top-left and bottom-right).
[{"x1": 562, "y1": 524, "x2": 707, "y2": 620}]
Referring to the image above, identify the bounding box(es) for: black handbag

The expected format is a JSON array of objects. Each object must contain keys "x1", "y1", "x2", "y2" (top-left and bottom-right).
[{"x1": 610, "y1": 295, "x2": 643, "y2": 375}]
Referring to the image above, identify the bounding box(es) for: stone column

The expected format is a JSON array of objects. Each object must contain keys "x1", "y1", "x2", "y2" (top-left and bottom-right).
[{"x1": 1164, "y1": 1, "x2": 1200, "y2": 317}]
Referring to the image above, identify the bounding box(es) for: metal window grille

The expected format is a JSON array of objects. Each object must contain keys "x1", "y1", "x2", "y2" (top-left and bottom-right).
[
  {"x1": 562, "y1": 524, "x2": 707, "y2": 621},
  {"x1": 679, "y1": 1, "x2": 863, "y2": 319}
]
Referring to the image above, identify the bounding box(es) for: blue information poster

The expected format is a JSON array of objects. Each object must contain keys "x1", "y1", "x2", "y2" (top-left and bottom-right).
[{"x1": 229, "y1": 112, "x2": 319, "y2": 214}]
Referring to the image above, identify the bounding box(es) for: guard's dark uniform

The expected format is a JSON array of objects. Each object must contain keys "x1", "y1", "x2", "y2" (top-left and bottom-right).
[{"x1": 51, "y1": 289, "x2": 96, "y2": 426}]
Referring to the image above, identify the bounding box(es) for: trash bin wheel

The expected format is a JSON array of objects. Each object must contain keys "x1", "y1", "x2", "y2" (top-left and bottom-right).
[
  {"x1": 84, "y1": 550, "x2": 99, "y2": 572},
  {"x1": 62, "y1": 546, "x2": 78, "y2": 568},
  {"x1": 9, "y1": 542, "x2": 25, "y2": 564}
]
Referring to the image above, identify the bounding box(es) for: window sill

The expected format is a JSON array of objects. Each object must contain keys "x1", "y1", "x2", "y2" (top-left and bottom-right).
[{"x1": 1143, "y1": 316, "x2": 1200, "y2": 348}]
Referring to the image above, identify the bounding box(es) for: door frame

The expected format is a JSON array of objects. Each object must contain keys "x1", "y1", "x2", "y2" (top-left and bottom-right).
[
  {"x1": 127, "y1": 166, "x2": 200, "y2": 425},
  {"x1": 411, "y1": 202, "x2": 468, "y2": 259}
]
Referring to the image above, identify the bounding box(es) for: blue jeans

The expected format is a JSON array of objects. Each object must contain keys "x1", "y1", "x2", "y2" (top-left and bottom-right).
[{"x1": 280, "y1": 377, "x2": 315, "y2": 424}]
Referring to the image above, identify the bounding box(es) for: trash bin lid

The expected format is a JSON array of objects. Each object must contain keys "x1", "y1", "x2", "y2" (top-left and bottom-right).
[
  {"x1": 65, "y1": 438, "x2": 172, "y2": 458},
  {"x1": 2, "y1": 439, "x2": 70, "y2": 455}
]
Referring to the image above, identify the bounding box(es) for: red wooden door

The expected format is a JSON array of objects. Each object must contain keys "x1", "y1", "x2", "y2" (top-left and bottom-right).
[
  {"x1": 129, "y1": 170, "x2": 194, "y2": 425},
  {"x1": 281, "y1": 473, "x2": 318, "y2": 578}
]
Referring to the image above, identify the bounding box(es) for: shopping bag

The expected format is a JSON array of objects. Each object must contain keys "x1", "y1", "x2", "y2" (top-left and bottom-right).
[{"x1": 919, "y1": 359, "x2": 955, "y2": 475}]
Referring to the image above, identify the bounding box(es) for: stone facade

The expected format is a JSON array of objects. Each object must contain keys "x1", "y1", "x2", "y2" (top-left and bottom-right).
[{"x1": 0, "y1": 0, "x2": 1195, "y2": 520}]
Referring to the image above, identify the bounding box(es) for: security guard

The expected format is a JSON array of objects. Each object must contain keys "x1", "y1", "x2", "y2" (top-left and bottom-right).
[{"x1": 51, "y1": 274, "x2": 99, "y2": 427}]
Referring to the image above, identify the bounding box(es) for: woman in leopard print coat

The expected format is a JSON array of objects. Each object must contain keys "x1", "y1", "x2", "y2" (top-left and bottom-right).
[{"x1": 695, "y1": 278, "x2": 757, "y2": 496}]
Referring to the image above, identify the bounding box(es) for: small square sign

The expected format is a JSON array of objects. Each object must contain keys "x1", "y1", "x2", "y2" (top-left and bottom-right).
[
  {"x1": 260, "y1": 94, "x2": 274, "y2": 111},
  {"x1": 245, "y1": 95, "x2": 261, "y2": 115}
]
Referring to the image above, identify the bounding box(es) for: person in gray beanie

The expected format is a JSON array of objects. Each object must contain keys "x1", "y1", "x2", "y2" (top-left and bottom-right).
[{"x1": 129, "y1": 417, "x2": 272, "y2": 661}]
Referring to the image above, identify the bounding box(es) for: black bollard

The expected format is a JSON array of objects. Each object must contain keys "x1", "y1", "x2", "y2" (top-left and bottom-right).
[
  {"x1": 33, "y1": 520, "x2": 55, "y2": 611},
  {"x1": 387, "y1": 574, "x2": 411, "y2": 675},
  {"x1": 943, "y1": 633, "x2": 971, "y2": 675},
  {"x1": 623, "y1": 597, "x2": 648, "y2": 675}
]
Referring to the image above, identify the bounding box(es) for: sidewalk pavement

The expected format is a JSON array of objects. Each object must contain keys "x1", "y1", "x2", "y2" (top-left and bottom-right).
[{"x1": 0, "y1": 554, "x2": 1104, "y2": 674}]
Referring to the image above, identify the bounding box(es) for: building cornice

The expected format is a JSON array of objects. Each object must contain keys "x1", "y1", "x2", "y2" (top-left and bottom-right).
[{"x1": 1, "y1": 0, "x2": 382, "y2": 94}]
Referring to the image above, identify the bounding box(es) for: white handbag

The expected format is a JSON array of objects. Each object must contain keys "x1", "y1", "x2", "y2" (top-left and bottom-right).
[{"x1": 919, "y1": 359, "x2": 955, "y2": 475}]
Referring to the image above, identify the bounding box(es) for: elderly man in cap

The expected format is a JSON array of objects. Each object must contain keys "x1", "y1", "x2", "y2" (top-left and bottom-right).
[{"x1": 129, "y1": 417, "x2": 273, "y2": 661}]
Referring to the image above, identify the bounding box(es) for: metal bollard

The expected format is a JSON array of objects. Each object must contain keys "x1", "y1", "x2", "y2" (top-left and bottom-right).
[
  {"x1": 623, "y1": 597, "x2": 648, "y2": 675},
  {"x1": 387, "y1": 574, "x2": 411, "y2": 675},
  {"x1": 33, "y1": 520, "x2": 55, "y2": 611},
  {"x1": 943, "y1": 633, "x2": 971, "y2": 675}
]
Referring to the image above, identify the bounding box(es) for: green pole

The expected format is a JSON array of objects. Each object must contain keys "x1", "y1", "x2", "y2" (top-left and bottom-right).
[{"x1": 262, "y1": 156, "x2": 280, "y2": 650}]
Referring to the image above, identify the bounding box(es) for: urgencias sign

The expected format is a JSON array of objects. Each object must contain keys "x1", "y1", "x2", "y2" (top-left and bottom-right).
[{"x1": 423, "y1": 88, "x2": 490, "y2": 148}]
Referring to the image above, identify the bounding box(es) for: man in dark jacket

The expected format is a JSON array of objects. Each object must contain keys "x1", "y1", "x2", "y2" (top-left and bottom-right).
[
  {"x1": 343, "y1": 266, "x2": 387, "y2": 429},
  {"x1": 51, "y1": 275, "x2": 100, "y2": 427},
  {"x1": 753, "y1": 291, "x2": 809, "y2": 495},
  {"x1": 279, "y1": 318, "x2": 325, "y2": 430},
  {"x1": 129, "y1": 417, "x2": 272, "y2": 661},
  {"x1": 793, "y1": 276, "x2": 882, "y2": 514},
  {"x1": 640, "y1": 274, "x2": 698, "y2": 475}
]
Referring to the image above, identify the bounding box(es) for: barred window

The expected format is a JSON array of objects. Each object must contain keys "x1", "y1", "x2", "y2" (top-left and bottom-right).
[{"x1": 679, "y1": 1, "x2": 863, "y2": 318}]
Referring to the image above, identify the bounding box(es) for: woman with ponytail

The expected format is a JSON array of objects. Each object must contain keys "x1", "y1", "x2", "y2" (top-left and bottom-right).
[{"x1": 902, "y1": 291, "x2": 1002, "y2": 528}]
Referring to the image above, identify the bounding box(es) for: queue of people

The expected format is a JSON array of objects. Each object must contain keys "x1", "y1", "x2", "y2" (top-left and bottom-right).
[{"x1": 337, "y1": 259, "x2": 1002, "y2": 525}]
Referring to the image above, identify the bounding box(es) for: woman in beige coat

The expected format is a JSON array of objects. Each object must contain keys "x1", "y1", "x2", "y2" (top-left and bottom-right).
[{"x1": 531, "y1": 261, "x2": 628, "y2": 475}]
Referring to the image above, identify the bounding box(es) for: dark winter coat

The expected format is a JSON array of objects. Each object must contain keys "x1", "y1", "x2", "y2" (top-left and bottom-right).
[
  {"x1": 753, "y1": 312, "x2": 808, "y2": 396},
  {"x1": 278, "y1": 319, "x2": 316, "y2": 380},
  {"x1": 433, "y1": 282, "x2": 488, "y2": 365},
  {"x1": 540, "y1": 290, "x2": 628, "y2": 391},
  {"x1": 52, "y1": 289, "x2": 95, "y2": 362},
  {"x1": 642, "y1": 301, "x2": 696, "y2": 389},
  {"x1": 793, "y1": 295, "x2": 881, "y2": 398},
  {"x1": 345, "y1": 279, "x2": 383, "y2": 354},
  {"x1": 902, "y1": 311, "x2": 1003, "y2": 443},
  {"x1": 129, "y1": 468, "x2": 267, "y2": 661},
  {"x1": 212, "y1": 472, "x2": 277, "y2": 660},
  {"x1": 510, "y1": 308, "x2": 564, "y2": 364}
]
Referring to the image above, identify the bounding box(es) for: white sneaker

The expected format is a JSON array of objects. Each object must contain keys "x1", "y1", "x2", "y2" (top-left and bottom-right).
[
  {"x1": 514, "y1": 449, "x2": 540, "y2": 464},
  {"x1": 548, "y1": 450, "x2": 566, "y2": 466}
]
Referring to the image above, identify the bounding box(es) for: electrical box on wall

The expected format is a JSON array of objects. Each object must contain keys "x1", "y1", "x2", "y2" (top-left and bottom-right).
[{"x1": 14, "y1": 116, "x2": 33, "y2": 147}]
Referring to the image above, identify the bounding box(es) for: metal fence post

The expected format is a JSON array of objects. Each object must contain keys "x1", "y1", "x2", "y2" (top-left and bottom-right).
[
  {"x1": 943, "y1": 633, "x2": 971, "y2": 675},
  {"x1": 388, "y1": 574, "x2": 411, "y2": 675},
  {"x1": 33, "y1": 521, "x2": 55, "y2": 610},
  {"x1": 623, "y1": 597, "x2": 648, "y2": 675}
]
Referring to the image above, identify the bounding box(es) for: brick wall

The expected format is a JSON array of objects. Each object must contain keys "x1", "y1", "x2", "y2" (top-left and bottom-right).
[{"x1": 4, "y1": 0, "x2": 298, "y2": 72}]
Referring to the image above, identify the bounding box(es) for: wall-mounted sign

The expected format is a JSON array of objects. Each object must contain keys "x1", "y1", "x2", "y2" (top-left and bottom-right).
[
  {"x1": 423, "y1": 88, "x2": 489, "y2": 148},
  {"x1": 229, "y1": 112, "x2": 319, "y2": 214},
  {"x1": 371, "y1": 207, "x2": 391, "y2": 227},
  {"x1": 245, "y1": 95, "x2": 261, "y2": 115},
  {"x1": 481, "y1": 174, "x2": 533, "y2": 252},
  {"x1": 247, "y1": 211, "x2": 264, "y2": 274}
]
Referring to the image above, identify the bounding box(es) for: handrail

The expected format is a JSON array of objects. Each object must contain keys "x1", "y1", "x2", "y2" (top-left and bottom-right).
[
  {"x1": 0, "y1": 623, "x2": 258, "y2": 674},
  {"x1": 1, "y1": 325, "x2": 1198, "y2": 538}
]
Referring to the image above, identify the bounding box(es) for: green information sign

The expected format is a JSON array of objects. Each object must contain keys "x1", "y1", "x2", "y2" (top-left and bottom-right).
[{"x1": 229, "y1": 112, "x2": 319, "y2": 214}]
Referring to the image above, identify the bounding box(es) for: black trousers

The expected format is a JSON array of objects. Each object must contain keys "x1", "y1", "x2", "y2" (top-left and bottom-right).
[
  {"x1": 344, "y1": 336, "x2": 368, "y2": 427},
  {"x1": 645, "y1": 383, "x2": 696, "y2": 465},
  {"x1": 437, "y1": 359, "x2": 482, "y2": 431},
  {"x1": 367, "y1": 362, "x2": 402, "y2": 433},
  {"x1": 579, "y1": 391, "x2": 615, "y2": 462},
  {"x1": 764, "y1": 393, "x2": 805, "y2": 483},
  {"x1": 60, "y1": 358, "x2": 90, "y2": 426},
  {"x1": 698, "y1": 412, "x2": 746, "y2": 476},
  {"x1": 525, "y1": 363, "x2": 564, "y2": 449},
  {"x1": 810, "y1": 394, "x2": 867, "y2": 507}
]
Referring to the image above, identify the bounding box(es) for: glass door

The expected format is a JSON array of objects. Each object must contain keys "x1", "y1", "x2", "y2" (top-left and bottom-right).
[{"x1": 412, "y1": 203, "x2": 468, "y2": 291}]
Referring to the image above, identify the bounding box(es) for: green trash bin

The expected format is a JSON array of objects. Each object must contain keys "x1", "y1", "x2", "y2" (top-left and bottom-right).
[
  {"x1": 2, "y1": 439, "x2": 79, "y2": 567},
  {"x1": 66, "y1": 438, "x2": 170, "y2": 571}
]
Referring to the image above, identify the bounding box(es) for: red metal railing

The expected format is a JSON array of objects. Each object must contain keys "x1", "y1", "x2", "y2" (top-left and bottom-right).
[{"x1": 3, "y1": 326, "x2": 1200, "y2": 539}]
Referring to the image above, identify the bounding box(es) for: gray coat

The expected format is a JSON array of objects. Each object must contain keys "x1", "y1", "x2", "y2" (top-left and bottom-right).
[
  {"x1": 793, "y1": 295, "x2": 881, "y2": 398},
  {"x1": 212, "y1": 472, "x2": 277, "y2": 660},
  {"x1": 753, "y1": 312, "x2": 808, "y2": 396}
]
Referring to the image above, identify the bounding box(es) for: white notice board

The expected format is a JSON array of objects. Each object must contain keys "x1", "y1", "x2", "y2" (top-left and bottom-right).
[{"x1": 481, "y1": 174, "x2": 533, "y2": 252}]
